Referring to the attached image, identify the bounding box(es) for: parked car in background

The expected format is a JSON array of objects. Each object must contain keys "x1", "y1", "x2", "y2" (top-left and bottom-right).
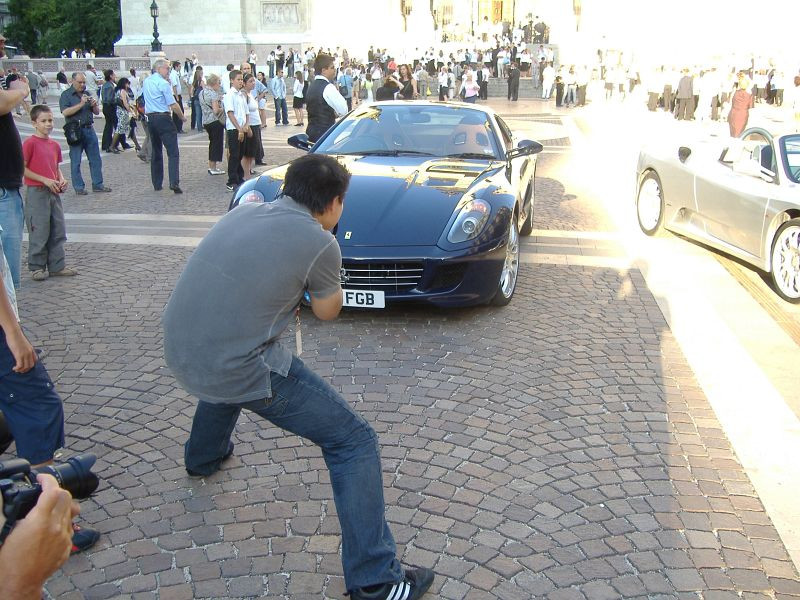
[{"x1": 636, "y1": 127, "x2": 800, "y2": 303}]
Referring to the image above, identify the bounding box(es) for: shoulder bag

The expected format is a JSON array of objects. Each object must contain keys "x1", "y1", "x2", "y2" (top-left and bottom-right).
[{"x1": 64, "y1": 120, "x2": 82, "y2": 146}]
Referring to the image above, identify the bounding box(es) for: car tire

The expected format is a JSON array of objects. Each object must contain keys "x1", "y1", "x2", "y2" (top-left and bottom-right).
[
  {"x1": 520, "y1": 181, "x2": 534, "y2": 236},
  {"x1": 769, "y1": 218, "x2": 800, "y2": 303},
  {"x1": 636, "y1": 170, "x2": 665, "y2": 236},
  {"x1": 490, "y1": 214, "x2": 520, "y2": 306}
]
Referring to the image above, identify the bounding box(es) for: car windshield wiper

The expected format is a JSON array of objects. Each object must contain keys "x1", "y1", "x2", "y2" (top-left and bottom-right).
[
  {"x1": 444, "y1": 152, "x2": 497, "y2": 160},
  {"x1": 339, "y1": 149, "x2": 436, "y2": 156}
]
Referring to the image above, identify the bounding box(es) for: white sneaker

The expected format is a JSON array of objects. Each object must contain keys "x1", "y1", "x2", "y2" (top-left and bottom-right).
[{"x1": 208, "y1": 169, "x2": 226, "y2": 175}]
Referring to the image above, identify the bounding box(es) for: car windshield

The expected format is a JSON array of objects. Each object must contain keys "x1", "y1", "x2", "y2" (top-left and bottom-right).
[
  {"x1": 781, "y1": 135, "x2": 800, "y2": 183},
  {"x1": 314, "y1": 104, "x2": 502, "y2": 159}
]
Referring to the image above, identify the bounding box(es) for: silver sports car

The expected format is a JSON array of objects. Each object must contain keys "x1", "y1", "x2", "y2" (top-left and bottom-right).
[{"x1": 635, "y1": 127, "x2": 800, "y2": 302}]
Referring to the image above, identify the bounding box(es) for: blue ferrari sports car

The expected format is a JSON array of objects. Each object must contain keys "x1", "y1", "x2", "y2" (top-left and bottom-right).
[{"x1": 231, "y1": 101, "x2": 543, "y2": 307}]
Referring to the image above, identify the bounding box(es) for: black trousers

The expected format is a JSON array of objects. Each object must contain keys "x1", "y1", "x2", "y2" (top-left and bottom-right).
[
  {"x1": 147, "y1": 113, "x2": 180, "y2": 189},
  {"x1": 101, "y1": 103, "x2": 117, "y2": 150},
  {"x1": 204, "y1": 120, "x2": 224, "y2": 163},
  {"x1": 508, "y1": 82, "x2": 519, "y2": 101},
  {"x1": 439, "y1": 85, "x2": 448, "y2": 101},
  {"x1": 226, "y1": 129, "x2": 244, "y2": 186}
]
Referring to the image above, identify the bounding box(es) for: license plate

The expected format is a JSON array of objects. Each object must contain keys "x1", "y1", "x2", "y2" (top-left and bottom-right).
[{"x1": 342, "y1": 289, "x2": 385, "y2": 308}]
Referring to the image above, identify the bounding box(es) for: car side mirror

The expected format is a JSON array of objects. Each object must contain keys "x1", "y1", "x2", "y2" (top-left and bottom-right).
[
  {"x1": 507, "y1": 139, "x2": 543, "y2": 160},
  {"x1": 288, "y1": 134, "x2": 313, "y2": 151}
]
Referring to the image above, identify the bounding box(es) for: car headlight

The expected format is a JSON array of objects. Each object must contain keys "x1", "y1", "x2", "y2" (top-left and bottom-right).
[
  {"x1": 447, "y1": 198, "x2": 491, "y2": 243},
  {"x1": 238, "y1": 189, "x2": 265, "y2": 205}
]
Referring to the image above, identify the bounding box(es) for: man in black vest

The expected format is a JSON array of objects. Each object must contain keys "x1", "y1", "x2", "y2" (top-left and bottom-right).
[{"x1": 305, "y1": 54, "x2": 348, "y2": 143}]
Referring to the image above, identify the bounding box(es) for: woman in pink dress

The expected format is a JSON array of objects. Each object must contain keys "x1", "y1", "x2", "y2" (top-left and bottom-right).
[{"x1": 728, "y1": 76, "x2": 754, "y2": 137}]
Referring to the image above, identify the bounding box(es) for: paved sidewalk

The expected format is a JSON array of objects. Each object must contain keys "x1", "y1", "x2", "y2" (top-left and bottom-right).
[{"x1": 7, "y1": 97, "x2": 799, "y2": 599}]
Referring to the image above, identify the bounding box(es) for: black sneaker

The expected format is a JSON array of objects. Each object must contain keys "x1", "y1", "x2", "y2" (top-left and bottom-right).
[
  {"x1": 71, "y1": 523, "x2": 100, "y2": 554},
  {"x1": 351, "y1": 568, "x2": 434, "y2": 600},
  {"x1": 226, "y1": 183, "x2": 235, "y2": 192}
]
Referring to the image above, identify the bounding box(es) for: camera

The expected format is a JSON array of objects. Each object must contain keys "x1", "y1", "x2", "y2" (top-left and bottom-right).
[{"x1": 0, "y1": 454, "x2": 99, "y2": 542}]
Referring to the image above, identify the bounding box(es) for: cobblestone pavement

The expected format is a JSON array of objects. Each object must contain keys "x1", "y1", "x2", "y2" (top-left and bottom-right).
[{"x1": 8, "y1": 102, "x2": 800, "y2": 599}]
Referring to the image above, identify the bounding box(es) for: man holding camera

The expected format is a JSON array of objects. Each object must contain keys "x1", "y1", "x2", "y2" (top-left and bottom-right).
[
  {"x1": 163, "y1": 154, "x2": 434, "y2": 600},
  {"x1": 59, "y1": 72, "x2": 111, "y2": 195}
]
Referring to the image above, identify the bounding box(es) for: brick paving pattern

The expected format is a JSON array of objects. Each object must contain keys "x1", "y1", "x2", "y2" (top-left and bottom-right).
[{"x1": 6, "y1": 110, "x2": 798, "y2": 598}]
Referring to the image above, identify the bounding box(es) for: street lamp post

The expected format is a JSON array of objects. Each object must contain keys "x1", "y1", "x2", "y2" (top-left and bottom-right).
[{"x1": 150, "y1": 0, "x2": 162, "y2": 53}]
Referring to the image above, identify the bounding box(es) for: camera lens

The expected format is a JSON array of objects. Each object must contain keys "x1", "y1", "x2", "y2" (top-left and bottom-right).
[{"x1": 35, "y1": 454, "x2": 99, "y2": 499}]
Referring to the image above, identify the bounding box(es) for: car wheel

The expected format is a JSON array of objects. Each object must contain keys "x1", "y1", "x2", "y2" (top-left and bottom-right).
[
  {"x1": 519, "y1": 181, "x2": 534, "y2": 236},
  {"x1": 770, "y1": 218, "x2": 800, "y2": 303},
  {"x1": 636, "y1": 170, "x2": 665, "y2": 236},
  {"x1": 491, "y1": 214, "x2": 520, "y2": 306}
]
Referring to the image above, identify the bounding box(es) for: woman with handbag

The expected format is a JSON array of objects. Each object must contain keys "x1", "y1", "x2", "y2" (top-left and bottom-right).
[
  {"x1": 110, "y1": 78, "x2": 139, "y2": 153},
  {"x1": 199, "y1": 74, "x2": 225, "y2": 175}
]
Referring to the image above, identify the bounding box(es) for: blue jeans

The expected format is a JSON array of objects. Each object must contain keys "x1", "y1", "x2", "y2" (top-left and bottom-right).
[
  {"x1": 69, "y1": 126, "x2": 104, "y2": 192},
  {"x1": 184, "y1": 356, "x2": 403, "y2": 592},
  {"x1": 192, "y1": 97, "x2": 203, "y2": 131},
  {"x1": 0, "y1": 187, "x2": 24, "y2": 288},
  {"x1": 274, "y1": 97, "x2": 288, "y2": 124},
  {"x1": 147, "y1": 114, "x2": 180, "y2": 189}
]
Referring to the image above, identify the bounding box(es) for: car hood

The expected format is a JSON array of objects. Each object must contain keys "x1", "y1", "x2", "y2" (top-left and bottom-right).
[{"x1": 259, "y1": 155, "x2": 502, "y2": 247}]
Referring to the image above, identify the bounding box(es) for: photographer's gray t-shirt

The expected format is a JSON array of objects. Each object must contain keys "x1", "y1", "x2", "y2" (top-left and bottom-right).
[{"x1": 163, "y1": 196, "x2": 342, "y2": 404}]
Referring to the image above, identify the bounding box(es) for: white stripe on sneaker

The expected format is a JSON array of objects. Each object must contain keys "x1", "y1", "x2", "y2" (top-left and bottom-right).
[
  {"x1": 387, "y1": 582, "x2": 410, "y2": 600},
  {"x1": 398, "y1": 582, "x2": 411, "y2": 600}
]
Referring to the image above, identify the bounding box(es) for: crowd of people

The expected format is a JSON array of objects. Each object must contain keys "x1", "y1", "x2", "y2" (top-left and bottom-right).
[{"x1": 3, "y1": 40, "x2": 800, "y2": 201}]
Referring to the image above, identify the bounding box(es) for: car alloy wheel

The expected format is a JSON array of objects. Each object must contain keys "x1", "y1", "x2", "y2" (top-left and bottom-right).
[
  {"x1": 770, "y1": 218, "x2": 800, "y2": 303},
  {"x1": 491, "y1": 216, "x2": 520, "y2": 306},
  {"x1": 637, "y1": 171, "x2": 664, "y2": 236}
]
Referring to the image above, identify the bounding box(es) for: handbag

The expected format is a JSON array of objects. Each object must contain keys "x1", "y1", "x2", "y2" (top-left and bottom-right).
[
  {"x1": 63, "y1": 120, "x2": 82, "y2": 146},
  {"x1": 338, "y1": 76, "x2": 349, "y2": 97}
]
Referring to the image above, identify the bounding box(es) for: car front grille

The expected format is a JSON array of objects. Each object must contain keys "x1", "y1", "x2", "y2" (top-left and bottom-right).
[{"x1": 341, "y1": 262, "x2": 424, "y2": 293}]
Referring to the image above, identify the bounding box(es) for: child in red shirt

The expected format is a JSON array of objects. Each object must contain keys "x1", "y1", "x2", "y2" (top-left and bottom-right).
[{"x1": 22, "y1": 105, "x2": 77, "y2": 281}]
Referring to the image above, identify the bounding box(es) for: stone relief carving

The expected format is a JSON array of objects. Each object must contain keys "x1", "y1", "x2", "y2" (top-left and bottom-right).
[{"x1": 262, "y1": 2, "x2": 300, "y2": 27}]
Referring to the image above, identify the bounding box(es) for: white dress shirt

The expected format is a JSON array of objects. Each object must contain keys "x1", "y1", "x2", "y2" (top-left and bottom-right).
[
  {"x1": 223, "y1": 88, "x2": 248, "y2": 131},
  {"x1": 316, "y1": 75, "x2": 348, "y2": 116}
]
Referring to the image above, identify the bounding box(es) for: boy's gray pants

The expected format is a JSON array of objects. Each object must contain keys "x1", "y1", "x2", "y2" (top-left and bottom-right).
[{"x1": 24, "y1": 186, "x2": 66, "y2": 273}]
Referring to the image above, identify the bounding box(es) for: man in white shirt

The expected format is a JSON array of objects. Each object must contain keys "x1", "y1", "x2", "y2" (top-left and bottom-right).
[
  {"x1": 223, "y1": 70, "x2": 249, "y2": 190},
  {"x1": 305, "y1": 54, "x2": 348, "y2": 143}
]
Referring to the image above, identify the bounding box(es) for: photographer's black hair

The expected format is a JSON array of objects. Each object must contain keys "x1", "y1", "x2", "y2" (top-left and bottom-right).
[{"x1": 282, "y1": 154, "x2": 350, "y2": 215}]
